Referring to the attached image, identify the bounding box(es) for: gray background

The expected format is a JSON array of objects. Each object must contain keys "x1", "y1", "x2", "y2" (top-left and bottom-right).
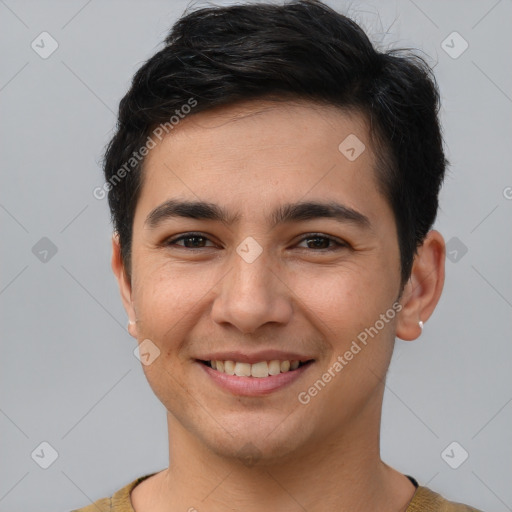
[{"x1": 1, "y1": 0, "x2": 511, "y2": 511}]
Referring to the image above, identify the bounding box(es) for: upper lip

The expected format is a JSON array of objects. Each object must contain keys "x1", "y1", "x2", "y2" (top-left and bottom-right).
[{"x1": 196, "y1": 350, "x2": 314, "y2": 364}]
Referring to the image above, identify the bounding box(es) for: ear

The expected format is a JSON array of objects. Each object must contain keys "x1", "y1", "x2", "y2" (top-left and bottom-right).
[
  {"x1": 111, "y1": 232, "x2": 138, "y2": 339},
  {"x1": 396, "y1": 230, "x2": 445, "y2": 341}
]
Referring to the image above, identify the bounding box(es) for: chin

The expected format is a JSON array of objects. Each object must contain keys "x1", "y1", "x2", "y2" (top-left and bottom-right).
[
  {"x1": 211, "y1": 439, "x2": 302, "y2": 467},
  {"x1": 201, "y1": 416, "x2": 311, "y2": 466}
]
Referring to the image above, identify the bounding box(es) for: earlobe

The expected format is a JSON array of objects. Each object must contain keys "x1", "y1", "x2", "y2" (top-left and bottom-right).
[
  {"x1": 127, "y1": 319, "x2": 138, "y2": 338},
  {"x1": 395, "y1": 230, "x2": 445, "y2": 341},
  {"x1": 111, "y1": 232, "x2": 138, "y2": 339}
]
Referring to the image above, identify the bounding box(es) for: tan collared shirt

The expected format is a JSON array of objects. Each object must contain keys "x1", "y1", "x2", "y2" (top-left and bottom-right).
[{"x1": 71, "y1": 473, "x2": 483, "y2": 511}]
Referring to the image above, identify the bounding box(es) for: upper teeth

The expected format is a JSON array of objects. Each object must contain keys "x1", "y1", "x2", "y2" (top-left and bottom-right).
[{"x1": 210, "y1": 360, "x2": 301, "y2": 377}]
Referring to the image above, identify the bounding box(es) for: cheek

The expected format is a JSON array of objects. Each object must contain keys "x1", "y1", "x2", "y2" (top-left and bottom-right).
[
  {"x1": 131, "y1": 260, "x2": 211, "y2": 345},
  {"x1": 289, "y1": 263, "x2": 392, "y2": 338},
  {"x1": 131, "y1": 264, "x2": 203, "y2": 409}
]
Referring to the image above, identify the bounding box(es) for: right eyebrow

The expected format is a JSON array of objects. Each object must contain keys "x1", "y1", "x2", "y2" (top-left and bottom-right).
[{"x1": 144, "y1": 199, "x2": 240, "y2": 229}]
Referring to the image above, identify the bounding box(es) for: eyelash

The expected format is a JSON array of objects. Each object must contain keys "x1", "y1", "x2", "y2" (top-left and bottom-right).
[{"x1": 163, "y1": 232, "x2": 348, "y2": 252}]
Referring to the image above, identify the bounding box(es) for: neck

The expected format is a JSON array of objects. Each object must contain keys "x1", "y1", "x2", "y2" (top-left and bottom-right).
[{"x1": 144, "y1": 387, "x2": 415, "y2": 512}]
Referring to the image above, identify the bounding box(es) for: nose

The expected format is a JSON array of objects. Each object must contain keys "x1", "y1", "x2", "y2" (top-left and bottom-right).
[{"x1": 210, "y1": 247, "x2": 293, "y2": 335}]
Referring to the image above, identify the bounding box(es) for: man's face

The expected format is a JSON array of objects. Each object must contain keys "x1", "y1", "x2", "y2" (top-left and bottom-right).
[{"x1": 117, "y1": 100, "x2": 403, "y2": 464}]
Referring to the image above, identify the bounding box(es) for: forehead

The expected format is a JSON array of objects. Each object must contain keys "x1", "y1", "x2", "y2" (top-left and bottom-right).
[{"x1": 134, "y1": 99, "x2": 388, "y2": 227}]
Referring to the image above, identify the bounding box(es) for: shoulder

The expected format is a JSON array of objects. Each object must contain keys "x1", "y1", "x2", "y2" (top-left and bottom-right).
[
  {"x1": 70, "y1": 495, "x2": 112, "y2": 512},
  {"x1": 70, "y1": 473, "x2": 158, "y2": 512},
  {"x1": 407, "y1": 485, "x2": 484, "y2": 512}
]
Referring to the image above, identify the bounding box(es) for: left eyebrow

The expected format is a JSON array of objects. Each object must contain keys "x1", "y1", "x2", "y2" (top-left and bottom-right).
[
  {"x1": 270, "y1": 200, "x2": 372, "y2": 230},
  {"x1": 144, "y1": 199, "x2": 372, "y2": 231}
]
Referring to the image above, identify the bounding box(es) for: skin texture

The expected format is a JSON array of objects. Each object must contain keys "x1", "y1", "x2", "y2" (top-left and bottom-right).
[{"x1": 111, "y1": 99, "x2": 445, "y2": 512}]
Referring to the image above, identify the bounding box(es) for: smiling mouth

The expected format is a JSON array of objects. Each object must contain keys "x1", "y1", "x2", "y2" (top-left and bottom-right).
[{"x1": 198, "y1": 359, "x2": 314, "y2": 378}]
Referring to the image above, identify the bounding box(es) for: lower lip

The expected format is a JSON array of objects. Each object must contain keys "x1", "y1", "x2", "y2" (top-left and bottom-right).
[{"x1": 198, "y1": 361, "x2": 313, "y2": 396}]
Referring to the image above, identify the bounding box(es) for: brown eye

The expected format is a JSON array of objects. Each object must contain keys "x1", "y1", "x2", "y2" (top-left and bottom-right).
[
  {"x1": 165, "y1": 233, "x2": 216, "y2": 249},
  {"x1": 296, "y1": 234, "x2": 347, "y2": 251}
]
